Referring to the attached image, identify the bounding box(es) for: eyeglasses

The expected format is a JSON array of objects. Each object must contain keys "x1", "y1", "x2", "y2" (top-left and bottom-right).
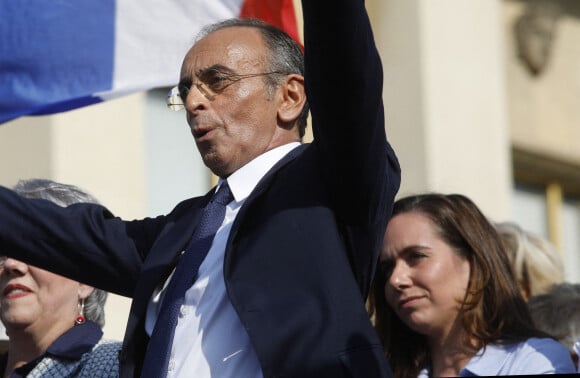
[{"x1": 167, "y1": 68, "x2": 287, "y2": 111}]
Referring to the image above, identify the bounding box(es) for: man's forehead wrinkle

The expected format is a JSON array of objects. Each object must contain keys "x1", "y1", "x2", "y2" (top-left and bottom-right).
[
  {"x1": 180, "y1": 50, "x2": 212, "y2": 79},
  {"x1": 226, "y1": 44, "x2": 264, "y2": 71},
  {"x1": 180, "y1": 30, "x2": 267, "y2": 79},
  {"x1": 198, "y1": 64, "x2": 231, "y2": 74},
  {"x1": 180, "y1": 64, "x2": 196, "y2": 80}
]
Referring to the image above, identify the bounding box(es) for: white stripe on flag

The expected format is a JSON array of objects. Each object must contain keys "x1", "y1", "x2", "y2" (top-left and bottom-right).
[{"x1": 101, "y1": 0, "x2": 245, "y2": 99}]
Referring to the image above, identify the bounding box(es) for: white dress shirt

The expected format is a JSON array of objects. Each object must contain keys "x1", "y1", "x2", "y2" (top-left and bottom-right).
[{"x1": 145, "y1": 142, "x2": 300, "y2": 378}]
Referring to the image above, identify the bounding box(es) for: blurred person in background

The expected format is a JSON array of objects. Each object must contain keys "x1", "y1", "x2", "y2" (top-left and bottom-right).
[
  {"x1": 0, "y1": 179, "x2": 121, "y2": 377},
  {"x1": 528, "y1": 282, "x2": 580, "y2": 372},
  {"x1": 495, "y1": 221, "x2": 565, "y2": 300}
]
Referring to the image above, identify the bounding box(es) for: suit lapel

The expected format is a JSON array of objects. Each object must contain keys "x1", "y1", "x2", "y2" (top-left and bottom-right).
[{"x1": 133, "y1": 190, "x2": 214, "y2": 307}]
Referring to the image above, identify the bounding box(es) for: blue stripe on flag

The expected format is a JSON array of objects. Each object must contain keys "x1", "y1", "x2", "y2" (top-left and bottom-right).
[{"x1": 0, "y1": 0, "x2": 115, "y2": 124}]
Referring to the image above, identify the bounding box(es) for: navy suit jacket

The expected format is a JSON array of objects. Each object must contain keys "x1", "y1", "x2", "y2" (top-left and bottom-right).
[{"x1": 0, "y1": 0, "x2": 400, "y2": 376}]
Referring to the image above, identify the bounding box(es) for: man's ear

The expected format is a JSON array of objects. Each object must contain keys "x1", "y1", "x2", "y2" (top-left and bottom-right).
[{"x1": 277, "y1": 74, "x2": 306, "y2": 124}]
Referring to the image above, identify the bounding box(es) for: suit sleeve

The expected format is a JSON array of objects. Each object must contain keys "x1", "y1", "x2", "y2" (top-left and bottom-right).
[
  {"x1": 301, "y1": 0, "x2": 400, "y2": 226},
  {"x1": 0, "y1": 186, "x2": 165, "y2": 297},
  {"x1": 300, "y1": 0, "x2": 401, "y2": 293}
]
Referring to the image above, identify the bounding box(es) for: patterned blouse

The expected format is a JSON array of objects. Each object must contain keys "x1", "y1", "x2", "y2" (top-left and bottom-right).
[{"x1": 0, "y1": 320, "x2": 121, "y2": 377}]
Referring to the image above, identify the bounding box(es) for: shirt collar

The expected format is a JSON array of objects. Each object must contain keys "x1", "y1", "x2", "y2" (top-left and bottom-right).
[
  {"x1": 220, "y1": 142, "x2": 301, "y2": 203},
  {"x1": 461, "y1": 343, "x2": 514, "y2": 376},
  {"x1": 418, "y1": 343, "x2": 515, "y2": 377},
  {"x1": 45, "y1": 320, "x2": 103, "y2": 359}
]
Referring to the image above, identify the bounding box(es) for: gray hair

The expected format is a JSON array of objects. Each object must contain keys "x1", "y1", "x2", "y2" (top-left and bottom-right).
[
  {"x1": 528, "y1": 282, "x2": 580, "y2": 351},
  {"x1": 12, "y1": 178, "x2": 108, "y2": 328}
]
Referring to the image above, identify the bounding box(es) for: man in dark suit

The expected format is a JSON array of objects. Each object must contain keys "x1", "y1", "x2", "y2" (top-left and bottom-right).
[{"x1": 0, "y1": 0, "x2": 400, "y2": 376}]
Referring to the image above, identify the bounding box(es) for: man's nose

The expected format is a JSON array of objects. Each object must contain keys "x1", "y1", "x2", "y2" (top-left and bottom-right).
[{"x1": 185, "y1": 83, "x2": 213, "y2": 111}]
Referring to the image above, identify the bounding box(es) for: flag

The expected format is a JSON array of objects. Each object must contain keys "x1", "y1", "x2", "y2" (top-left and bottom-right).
[{"x1": 0, "y1": 0, "x2": 299, "y2": 125}]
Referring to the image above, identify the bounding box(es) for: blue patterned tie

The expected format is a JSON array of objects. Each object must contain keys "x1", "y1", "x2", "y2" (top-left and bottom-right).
[{"x1": 141, "y1": 182, "x2": 233, "y2": 377}]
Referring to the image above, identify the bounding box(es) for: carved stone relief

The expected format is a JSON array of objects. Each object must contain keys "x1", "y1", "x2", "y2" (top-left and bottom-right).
[{"x1": 514, "y1": 0, "x2": 562, "y2": 76}]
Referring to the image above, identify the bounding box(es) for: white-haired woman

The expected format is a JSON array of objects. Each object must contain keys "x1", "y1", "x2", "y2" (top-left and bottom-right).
[{"x1": 0, "y1": 179, "x2": 120, "y2": 377}]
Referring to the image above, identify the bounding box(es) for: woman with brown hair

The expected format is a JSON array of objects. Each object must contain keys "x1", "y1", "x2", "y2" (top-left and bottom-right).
[{"x1": 369, "y1": 193, "x2": 575, "y2": 377}]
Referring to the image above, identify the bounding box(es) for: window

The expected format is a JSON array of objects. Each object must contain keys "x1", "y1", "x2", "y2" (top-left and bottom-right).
[{"x1": 512, "y1": 148, "x2": 580, "y2": 283}]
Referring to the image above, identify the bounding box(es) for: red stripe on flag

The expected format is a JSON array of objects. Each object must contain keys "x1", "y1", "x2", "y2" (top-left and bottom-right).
[{"x1": 239, "y1": 0, "x2": 301, "y2": 47}]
